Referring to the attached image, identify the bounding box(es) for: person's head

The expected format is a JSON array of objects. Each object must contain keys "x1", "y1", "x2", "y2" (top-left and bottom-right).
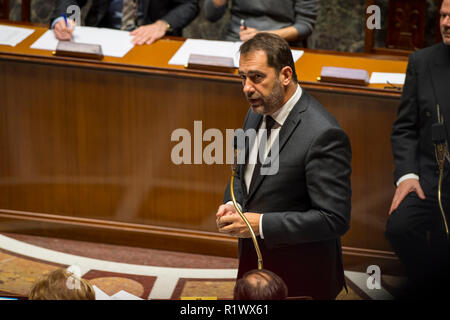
[
  {"x1": 28, "y1": 267, "x2": 95, "y2": 300},
  {"x1": 238, "y1": 33, "x2": 298, "y2": 116},
  {"x1": 233, "y1": 268, "x2": 288, "y2": 300},
  {"x1": 441, "y1": 0, "x2": 450, "y2": 45}
]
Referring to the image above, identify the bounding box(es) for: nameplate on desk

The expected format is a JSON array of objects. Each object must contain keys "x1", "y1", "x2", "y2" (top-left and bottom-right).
[
  {"x1": 53, "y1": 41, "x2": 104, "y2": 60},
  {"x1": 186, "y1": 54, "x2": 235, "y2": 73},
  {"x1": 318, "y1": 66, "x2": 369, "y2": 86}
]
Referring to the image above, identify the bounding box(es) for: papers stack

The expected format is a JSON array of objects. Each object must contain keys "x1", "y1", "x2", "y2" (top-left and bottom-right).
[
  {"x1": 0, "y1": 24, "x2": 34, "y2": 47},
  {"x1": 30, "y1": 26, "x2": 134, "y2": 58},
  {"x1": 169, "y1": 39, "x2": 304, "y2": 68}
]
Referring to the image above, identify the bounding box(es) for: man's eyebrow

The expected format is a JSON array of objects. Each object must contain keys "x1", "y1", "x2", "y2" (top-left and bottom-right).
[{"x1": 239, "y1": 70, "x2": 265, "y2": 76}]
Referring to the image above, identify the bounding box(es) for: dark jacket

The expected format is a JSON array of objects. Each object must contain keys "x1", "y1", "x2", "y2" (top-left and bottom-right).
[
  {"x1": 391, "y1": 42, "x2": 450, "y2": 190},
  {"x1": 224, "y1": 90, "x2": 352, "y2": 299}
]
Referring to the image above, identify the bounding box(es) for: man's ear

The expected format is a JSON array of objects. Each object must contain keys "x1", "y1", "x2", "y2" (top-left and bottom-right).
[{"x1": 279, "y1": 66, "x2": 293, "y2": 86}]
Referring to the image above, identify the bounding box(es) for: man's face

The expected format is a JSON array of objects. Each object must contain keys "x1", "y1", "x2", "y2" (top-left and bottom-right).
[
  {"x1": 441, "y1": 0, "x2": 450, "y2": 45},
  {"x1": 238, "y1": 50, "x2": 285, "y2": 115}
]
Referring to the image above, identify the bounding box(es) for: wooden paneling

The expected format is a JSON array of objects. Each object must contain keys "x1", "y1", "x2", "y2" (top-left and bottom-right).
[
  {"x1": 386, "y1": 0, "x2": 427, "y2": 50},
  {"x1": 0, "y1": 22, "x2": 409, "y2": 274},
  {"x1": 0, "y1": 0, "x2": 9, "y2": 20}
]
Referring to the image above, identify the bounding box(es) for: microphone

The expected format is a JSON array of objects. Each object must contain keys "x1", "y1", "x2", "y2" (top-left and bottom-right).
[{"x1": 432, "y1": 105, "x2": 449, "y2": 240}]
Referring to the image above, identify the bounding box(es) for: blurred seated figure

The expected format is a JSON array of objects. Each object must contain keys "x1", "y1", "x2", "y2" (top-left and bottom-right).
[
  {"x1": 51, "y1": 0, "x2": 199, "y2": 45},
  {"x1": 203, "y1": 0, "x2": 318, "y2": 46},
  {"x1": 28, "y1": 266, "x2": 95, "y2": 300},
  {"x1": 233, "y1": 268, "x2": 288, "y2": 300}
]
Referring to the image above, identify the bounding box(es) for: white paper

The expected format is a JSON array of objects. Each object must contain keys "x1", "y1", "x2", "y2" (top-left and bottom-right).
[
  {"x1": 169, "y1": 39, "x2": 303, "y2": 68},
  {"x1": 110, "y1": 290, "x2": 144, "y2": 300},
  {"x1": 369, "y1": 72, "x2": 406, "y2": 85},
  {"x1": 30, "y1": 26, "x2": 134, "y2": 58},
  {"x1": 0, "y1": 24, "x2": 35, "y2": 47}
]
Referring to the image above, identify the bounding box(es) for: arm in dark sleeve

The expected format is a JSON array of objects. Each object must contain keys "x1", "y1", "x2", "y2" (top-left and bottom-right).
[
  {"x1": 292, "y1": 0, "x2": 319, "y2": 39},
  {"x1": 262, "y1": 128, "x2": 352, "y2": 248},
  {"x1": 160, "y1": 0, "x2": 199, "y2": 32},
  {"x1": 390, "y1": 53, "x2": 420, "y2": 182},
  {"x1": 203, "y1": 0, "x2": 227, "y2": 22},
  {"x1": 50, "y1": 0, "x2": 87, "y2": 27}
]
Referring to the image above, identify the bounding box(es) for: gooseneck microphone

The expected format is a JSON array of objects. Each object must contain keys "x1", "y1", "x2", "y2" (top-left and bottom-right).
[
  {"x1": 230, "y1": 135, "x2": 263, "y2": 269},
  {"x1": 432, "y1": 104, "x2": 449, "y2": 240}
]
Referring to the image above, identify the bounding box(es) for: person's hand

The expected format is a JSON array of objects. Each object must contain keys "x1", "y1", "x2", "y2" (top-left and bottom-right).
[
  {"x1": 217, "y1": 211, "x2": 261, "y2": 238},
  {"x1": 389, "y1": 178, "x2": 426, "y2": 215},
  {"x1": 53, "y1": 19, "x2": 76, "y2": 41},
  {"x1": 239, "y1": 26, "x2": 259, "y2": 42},
  {"x1": 130, "y1": 20, "x2": 168, "y2": 45}
]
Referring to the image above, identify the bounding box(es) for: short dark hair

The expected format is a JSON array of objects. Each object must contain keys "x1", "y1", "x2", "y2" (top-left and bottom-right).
[
  {"x1": 239, "y1": 33, "x2": 298, "y2": 82},
  {"x1": 233, "y1": 269, "x2": 288, "y2": 300}
]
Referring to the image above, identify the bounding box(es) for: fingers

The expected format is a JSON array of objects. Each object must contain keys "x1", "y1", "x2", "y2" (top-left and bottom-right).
[
  {"x1": 389, "y1": 179, "x2": 426, "y2": 215},
  {"x1": 416, "y1": 184, "x2": 426, "y2": 200},
  {"x1": 389, "y1": 191, "x2": 401, "y2": 215},
  {"x1": 130, "y1": 24, "x2": 165, "y2": 45},
  {"x1": 54, "y1": 20, "x2": 74, "y2": 40},
  {"x1": 216, "y1": 204, "x2": 236, "y2": 218}
]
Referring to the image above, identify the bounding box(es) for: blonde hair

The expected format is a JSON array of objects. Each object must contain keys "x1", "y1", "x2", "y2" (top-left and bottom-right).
[{"x1": 29, "y1": 268, "x2": 95, "y2": 300}]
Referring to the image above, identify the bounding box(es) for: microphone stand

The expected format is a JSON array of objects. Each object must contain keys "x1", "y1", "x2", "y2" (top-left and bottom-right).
[
  {"x1": 230, "y1": 147, "x2": 263, "y2": 270},
  {"x1": 433, "y1": 104, "x2": 449, "y2": 240}
]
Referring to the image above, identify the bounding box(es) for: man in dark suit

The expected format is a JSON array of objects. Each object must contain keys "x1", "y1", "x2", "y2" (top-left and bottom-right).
[
  {"x1": 51, "y1": 0, "x2": 198, "y2": 45},
  {"x1": 386, "y1": 0, "x2": 450, "y2": 298},
  {"x1": 216, "y1": 33, "x2": 352, "y2": 300}
]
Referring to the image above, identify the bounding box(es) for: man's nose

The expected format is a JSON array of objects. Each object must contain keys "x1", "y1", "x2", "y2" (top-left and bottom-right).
[
  {"x1": 243, "y1": 79, "x2": 254, "y2": 96},
  {"x1": 443, "y1": 14, "x2": 450, "y2": 26}
]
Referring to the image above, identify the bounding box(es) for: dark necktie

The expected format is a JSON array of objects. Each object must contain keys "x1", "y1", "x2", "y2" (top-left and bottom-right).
[
  {"x1": 249, "y1": 115, "x2": 276, "y2": 193},
  {"x1": 122, "y1": 0, "x2": 138, "y2": 31}
]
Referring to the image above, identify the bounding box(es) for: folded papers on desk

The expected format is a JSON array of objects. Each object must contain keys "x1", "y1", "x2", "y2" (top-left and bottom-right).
[
  {"x1": 54, "y1": 41, "x2": 103, "y2": 60},
  {"x1": 319, "y1": 66, "x2": 369, "y2": 86},
  {"x1": 0, "y1": 24, "x2": 34, "y2": 47},
  {"x1": 187, "y1": 54, "x2": 235, "y2": 73},
  {"x1": 169, "y1": 39, "x2": 304, "y2": 70},
  {"x1": 30, "y1": 26, "x2": 134, "y2": 58}
]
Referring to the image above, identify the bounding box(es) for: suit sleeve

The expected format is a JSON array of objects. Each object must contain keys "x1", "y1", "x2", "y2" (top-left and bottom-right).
[
  {"x1": 262, "y1": 127, "x2": 352, "y2": 248},
  {"x1": 50, "y1": 0, "x2": 87, "y2": 27},
  {"x1": 292, "y1": 0, "x2": 319, "y2": 39},
  {"x1": 160, "y1": 0, "x2": 199, "y2": 32},
  {"x1": 390, "y1": 53, "x2": 420, "y2": 182}
]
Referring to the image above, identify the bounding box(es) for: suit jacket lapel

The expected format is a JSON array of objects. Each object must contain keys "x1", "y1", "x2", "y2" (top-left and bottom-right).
[
  {"x1": 429, "y1": 43, "x2": 450, "y2": 133},
  {"x1": 245, "y1": 92, "x2": 309, "y2": 203}
]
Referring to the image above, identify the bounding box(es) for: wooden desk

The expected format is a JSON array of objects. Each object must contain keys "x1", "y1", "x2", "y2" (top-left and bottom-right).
[{"x1": 0, "y1": 22, "x2": 408, "y2": 274}]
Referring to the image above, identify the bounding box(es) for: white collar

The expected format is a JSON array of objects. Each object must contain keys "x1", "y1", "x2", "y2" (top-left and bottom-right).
[{"x1": 267, "y1": 84, "x2": 302, "y2": 127}]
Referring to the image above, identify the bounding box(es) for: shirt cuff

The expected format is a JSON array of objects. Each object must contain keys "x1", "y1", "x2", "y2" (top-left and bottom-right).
[
  {"x1": 51, "y1": 16, "x2": 64, "y2": 29},
  {"x1": 259, "y1": 214, "x2": 264, "y2": 239},
  {"x1": 396, "y1": 173, "x2": 419, "y2": 186}
]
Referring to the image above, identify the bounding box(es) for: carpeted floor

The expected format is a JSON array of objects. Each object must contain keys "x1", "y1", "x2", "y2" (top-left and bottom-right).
[{"x1": 0, "y1": 232, "x2": 404, "y2": 300}]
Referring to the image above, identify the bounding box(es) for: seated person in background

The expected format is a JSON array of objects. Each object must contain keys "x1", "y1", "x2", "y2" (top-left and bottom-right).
[
  {"x1": 233, "y1": 269, "x2": 288, "y2": 300},
  {"x1": 203, "y1": 0, "x2": 318, "y2": 46},
  {"x1": 51, "y1": 0, "x2": 199, "y2": 45},
  {"x1": 28, "y1": 266, "x2": 95, "y2": 300}
]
